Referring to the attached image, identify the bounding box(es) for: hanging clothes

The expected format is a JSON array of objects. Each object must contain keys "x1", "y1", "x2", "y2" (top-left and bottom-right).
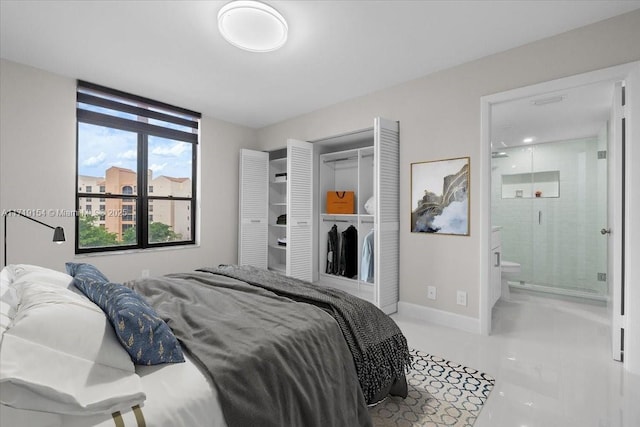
[
  {"x1": 326, "y1": 224, "x2": 339, "y2": 274},
  {"x1": 361, "y1": 229, "x2": 374, "y2": 283},
  {"x1": 339, "y1": 225, "x2": 358, "y2": 278}
]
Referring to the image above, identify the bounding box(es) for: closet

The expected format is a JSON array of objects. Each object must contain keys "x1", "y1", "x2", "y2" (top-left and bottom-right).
[
  {"x1": 267, "y1": 155, "x2": 287, "y2": 273},
  {"x1": 238, "y1": 140, "x2": 313, "y2": 282},
  {"x1": 318, "y1": 147, "x2": 374, "y2": 295},
  {"x1": 314, "y1": 118, "x2": 399, "y2": 314},
  {"x1": 238, "y1": 117, "x2": 399, "y2": 313}
]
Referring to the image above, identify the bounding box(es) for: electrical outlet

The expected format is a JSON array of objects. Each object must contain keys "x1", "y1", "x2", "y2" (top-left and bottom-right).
[
  {"x1": 142, "y1": 269, "x2": 150, "y2": 278},
  {"x1": 456, "y1": 290, "x2": 467, "y2": 306},
  {"x1": 427, "y1": 286, "x2": 437, "y2": 300}
]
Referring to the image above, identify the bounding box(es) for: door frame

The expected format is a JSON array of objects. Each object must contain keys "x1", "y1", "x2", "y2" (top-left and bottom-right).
[{"x1": 479, "y1": 62, "x2": 639, "y2": 356}]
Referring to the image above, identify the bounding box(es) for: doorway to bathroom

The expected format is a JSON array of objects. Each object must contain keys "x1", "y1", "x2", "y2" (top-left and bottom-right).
[
  {"x1": 480, "y1": 62, "x2": 638, "y2": 362},
  {"x1": 491, "y1": 84, "x2": 610, "y2": 302}
]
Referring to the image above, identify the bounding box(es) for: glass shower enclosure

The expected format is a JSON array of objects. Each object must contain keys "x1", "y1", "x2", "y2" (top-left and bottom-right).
[{"x1": 491, "y1": 134, "x2": 608, "y2": 300}]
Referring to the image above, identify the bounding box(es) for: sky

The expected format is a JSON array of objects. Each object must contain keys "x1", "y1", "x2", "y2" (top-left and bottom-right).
[{"x1": 77, "y1": 122, "x2": 193, "y2": 180}]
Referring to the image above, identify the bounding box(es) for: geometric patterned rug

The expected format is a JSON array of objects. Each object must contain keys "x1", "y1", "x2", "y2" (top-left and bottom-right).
[{"x1": 370, "y1": 349, "x2": 495, "y2": 427}]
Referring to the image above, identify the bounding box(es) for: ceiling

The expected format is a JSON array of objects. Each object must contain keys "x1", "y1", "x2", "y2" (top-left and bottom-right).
[
  {"x1": 491, "y1": 80, "x2": 615, "y2": 150},
  {"x1": 1, "y1": 1, "x2": 639, "y2": 129}
]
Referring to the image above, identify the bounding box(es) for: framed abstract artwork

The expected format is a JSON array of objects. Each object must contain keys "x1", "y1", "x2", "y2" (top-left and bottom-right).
[{"x1": 411, "y1": 156, "x2": 470, "y2": 235}]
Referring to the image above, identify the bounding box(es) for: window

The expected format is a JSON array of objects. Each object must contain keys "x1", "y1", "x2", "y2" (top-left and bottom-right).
[
  {"x1": 122, "y1": 205, "x2": 134, "y2": 222},
  {"x1": 76, "y1": 81, "x2": 200, "y2": 253},
  {"x1": 122, "y1": 185, "x2": 134, "y2": 203}
]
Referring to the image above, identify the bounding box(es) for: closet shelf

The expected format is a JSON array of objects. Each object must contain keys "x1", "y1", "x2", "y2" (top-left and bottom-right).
[
  {"x1": 321, "y1": 213, "x2": 358, "y2": 218},
  {"x1": 321, "y1": 213, "x2": 374, "y2": 223}
]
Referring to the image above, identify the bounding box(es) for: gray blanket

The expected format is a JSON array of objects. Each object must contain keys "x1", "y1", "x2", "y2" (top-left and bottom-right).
[
  {"x1": 129, "y1": 272, "x2": 372, "y2": 427},
  {"x1": 199, "y1": 265, "x2": 411, "y2": 404}
]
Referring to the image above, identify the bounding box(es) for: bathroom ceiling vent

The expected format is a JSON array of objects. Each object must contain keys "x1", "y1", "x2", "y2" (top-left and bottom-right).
[{"x1": 531, "y1": 95, "x2": 566, "y2": 106}]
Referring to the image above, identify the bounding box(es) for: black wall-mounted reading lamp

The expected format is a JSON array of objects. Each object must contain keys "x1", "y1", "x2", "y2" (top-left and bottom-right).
[{"x1": 3, "y1": 210, "x2": 66, "y2": 267}]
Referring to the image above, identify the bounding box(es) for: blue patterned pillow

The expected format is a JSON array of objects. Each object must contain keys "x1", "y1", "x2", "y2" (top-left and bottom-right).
[{"x1": 65, "y1": 263, "x2": 184, "y2": 365}]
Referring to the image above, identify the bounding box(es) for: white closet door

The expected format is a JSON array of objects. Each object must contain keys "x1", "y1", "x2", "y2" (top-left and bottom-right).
[
  {"x1": 374, "y1": 118, "x2": 400, "y2": 314},
  {"x1": 238, "y1": 149, "x2": 269, "y2": 268},
  {"x1": 286, "y1": 139, "x2": 313, "y2": 281}
]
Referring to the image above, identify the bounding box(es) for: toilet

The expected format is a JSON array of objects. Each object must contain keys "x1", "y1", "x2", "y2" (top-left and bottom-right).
[{"x1": 500, "y1": 260, "x2": 521, "y2": 300}]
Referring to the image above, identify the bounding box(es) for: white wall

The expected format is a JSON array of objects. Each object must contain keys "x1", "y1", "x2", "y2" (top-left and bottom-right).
[
  {"x1": 0, "y1": 59, "x2": 259, "y2": 282},
  {"x1": 256, "y1": 10, "x2": 640, "y2": 320}
]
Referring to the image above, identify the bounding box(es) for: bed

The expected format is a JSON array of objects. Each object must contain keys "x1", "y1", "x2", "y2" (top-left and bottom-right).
[{"x1": 0, "y1": 263, "x2": 410, "y2": 427}]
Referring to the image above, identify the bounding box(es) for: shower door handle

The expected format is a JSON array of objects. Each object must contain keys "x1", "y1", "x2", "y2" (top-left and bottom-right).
[
  {"x1": 601, "y1": 228, "x2": 611, "y2": 235},
  {"x1": 538, "y1": 210, "x2": 542, "y2": 225}
]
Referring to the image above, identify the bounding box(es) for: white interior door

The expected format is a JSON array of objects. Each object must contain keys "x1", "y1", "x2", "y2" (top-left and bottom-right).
[
  {"x1": 374, "y1": 117, "x2": 400, "y2": 314},
  {"x1": 609, "y1": 82, "x2": 625, "y2": 361},
  {"x1": 286, "y1": 139, "x2": 314, "y2": 281},
  {"x1": 238, "y1": 149, "x2": 269, "y2": 268}
]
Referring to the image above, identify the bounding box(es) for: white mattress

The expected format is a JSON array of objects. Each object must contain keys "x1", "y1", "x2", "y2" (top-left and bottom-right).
[{"x1": 0, "y1": 351, "x2": 228, "y2": 427}]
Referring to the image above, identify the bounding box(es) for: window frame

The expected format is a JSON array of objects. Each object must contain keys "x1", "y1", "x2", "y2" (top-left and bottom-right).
[{"x1": 75, "y1": 81, "x2": 200, "y2": 254}]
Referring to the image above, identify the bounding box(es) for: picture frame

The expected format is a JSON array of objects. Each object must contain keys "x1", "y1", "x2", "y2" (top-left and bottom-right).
[{"x1": 410, "y1": 156, "x2": 470, "y2": 235}]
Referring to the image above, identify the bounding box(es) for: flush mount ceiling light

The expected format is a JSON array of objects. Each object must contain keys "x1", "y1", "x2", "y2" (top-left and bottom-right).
[{"x1": 218, "y1": 1, "x2": 288, "y2": 52}]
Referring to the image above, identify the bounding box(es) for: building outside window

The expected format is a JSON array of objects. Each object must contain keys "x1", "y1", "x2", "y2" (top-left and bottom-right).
[{"x1": 76, "y1": 81, "x2": 200, "y2": 253}]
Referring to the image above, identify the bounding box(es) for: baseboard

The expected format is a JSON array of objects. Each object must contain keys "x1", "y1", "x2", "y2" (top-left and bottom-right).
[{"x1": 397, "y1": 301, "x2": 481, "y2": 334}]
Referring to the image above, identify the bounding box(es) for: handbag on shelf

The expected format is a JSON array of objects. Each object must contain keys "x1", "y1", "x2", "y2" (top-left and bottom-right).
[{"x1": 326, "y1": 191, "x2": 355, "y2": 214}]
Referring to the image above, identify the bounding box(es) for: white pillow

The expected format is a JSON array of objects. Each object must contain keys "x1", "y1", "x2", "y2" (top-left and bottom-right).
[
  {"x1": 0, "y1": 268, "x2": 17, "y2": 335},
  {"x1": 0, "y1": 299, "x2": 12, "y2": 336},
  {"x1": 0, "y1": 268, "x2": 11, "y2": 295},
  {"x1": 0, "y1": 278, "x2": 145, "y2": 415},
  {"x1": 6, "y1": 264, "x2": 74, "y2": 289},
  {"x1": 1, "y1": 265, "x2": 75, "y2": 335}
]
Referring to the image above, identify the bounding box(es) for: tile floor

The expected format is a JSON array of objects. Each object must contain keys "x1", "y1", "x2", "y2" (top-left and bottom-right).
[{"x1": 392, "y1": 289, "x2": 640, "y2": 427}]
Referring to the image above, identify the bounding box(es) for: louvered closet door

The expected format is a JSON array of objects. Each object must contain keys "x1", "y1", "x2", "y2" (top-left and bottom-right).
[
  {"x1": 286, "y1": 139, "x2": 313, "y2": 281},
  {"x1": 238, "y1": 149, "x2": 269, "y2": 268},
  {"x1": 374, "y1": 118, "x2": 400, "y2": 314}
]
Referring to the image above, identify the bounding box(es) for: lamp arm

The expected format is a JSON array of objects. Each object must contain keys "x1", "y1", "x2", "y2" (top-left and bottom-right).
[
  {"x1": 3, "y1": 210, "x2": 56, "y2": 230},
  {"x1": 3, "y1": 210, "x2": 63, "y2": 267}
]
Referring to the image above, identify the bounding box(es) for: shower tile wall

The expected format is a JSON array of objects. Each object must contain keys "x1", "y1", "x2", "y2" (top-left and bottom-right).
[{"x1": 492, "y1": 135, "x2": 607, "y2": 297}]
